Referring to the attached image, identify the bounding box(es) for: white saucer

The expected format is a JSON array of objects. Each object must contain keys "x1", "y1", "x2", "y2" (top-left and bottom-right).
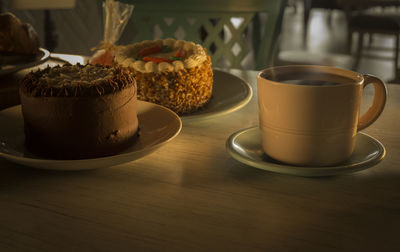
[
  {"x1": 226, "y1": 126, "x2": 386, "y2": 177},
  {"x1": 181, "y1": 69, "x2": 252, "y2": 122},
  {"x1": 0, "y1": 48, "x2": 50, "y2": 77},
  {"x1": 0, "y1": 101, "x2": 182, "y2": 170}
]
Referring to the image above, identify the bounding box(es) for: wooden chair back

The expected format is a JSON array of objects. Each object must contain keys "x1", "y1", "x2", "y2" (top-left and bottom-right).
[{"x1": 109, "y1": 0, "x2": 287, "y2": 70}]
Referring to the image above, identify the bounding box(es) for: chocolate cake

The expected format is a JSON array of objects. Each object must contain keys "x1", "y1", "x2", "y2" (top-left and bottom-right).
[
  {"x1": 114, "y1": 38, "x2": 213, "y2": 114},
  {"x1": 19, "y1": 64, "x2": 138, "y2": 159}
]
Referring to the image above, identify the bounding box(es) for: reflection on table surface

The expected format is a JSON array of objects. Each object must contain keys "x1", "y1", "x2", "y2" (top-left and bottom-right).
[{"x1": 0, "y1": 54, "x2": 400, "y2": 251}]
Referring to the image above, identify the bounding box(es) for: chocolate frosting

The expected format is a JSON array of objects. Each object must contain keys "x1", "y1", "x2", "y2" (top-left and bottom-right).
[
  {"x1": 19, "y1": 64, "x2": 138, "y2": 159},
  {"x1": 20, "y1": 63, "x2": 135, "y2": 97}
]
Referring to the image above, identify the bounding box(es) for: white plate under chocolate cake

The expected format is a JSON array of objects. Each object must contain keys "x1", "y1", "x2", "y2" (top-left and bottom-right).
[
  {"x1": 115, "y1": 38, "x2": 213, "y2": 114},
  {"x1": 19, "y1": 64, "x2": 138, "y2": 159}
]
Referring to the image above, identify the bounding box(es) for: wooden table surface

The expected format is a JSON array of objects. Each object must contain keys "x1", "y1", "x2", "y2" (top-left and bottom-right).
[{"x1": 1, "y1": 61, "x2": 400, "y2": 251}]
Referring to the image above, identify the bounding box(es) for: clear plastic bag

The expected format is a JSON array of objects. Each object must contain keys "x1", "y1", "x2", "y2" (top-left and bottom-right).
[{"x1": 90, "y1": 0, "x2": 134, "y2": 65}]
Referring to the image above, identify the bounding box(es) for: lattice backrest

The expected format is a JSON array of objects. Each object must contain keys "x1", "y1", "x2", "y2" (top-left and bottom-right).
[{"x1": 115, "y1": 0, "x2": 286, "y2": 70}]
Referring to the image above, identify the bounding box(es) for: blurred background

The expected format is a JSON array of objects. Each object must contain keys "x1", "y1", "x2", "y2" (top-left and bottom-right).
[{"x1": 1, "y1": 0, "x2": 399, "y2": 82}]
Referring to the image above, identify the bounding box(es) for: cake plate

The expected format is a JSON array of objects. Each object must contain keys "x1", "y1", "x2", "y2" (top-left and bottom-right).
[
  {"x1": 181, "y1": 69, "x2": 252, "y2": 122},
  {"x1": 0, "y1": 48, "x2": 50, "y2": 77},
  {"x1": 0, "y1": 101, "x2": 182, "y2": 170}
]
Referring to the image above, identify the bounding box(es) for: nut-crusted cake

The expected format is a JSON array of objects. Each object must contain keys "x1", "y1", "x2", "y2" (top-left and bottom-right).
[
  {"x1": 115, "y1": 38, "x2": 213, "y2": 114},
  {"x1": 19, "y1": 63, "x2": 138, "y2": 159}
]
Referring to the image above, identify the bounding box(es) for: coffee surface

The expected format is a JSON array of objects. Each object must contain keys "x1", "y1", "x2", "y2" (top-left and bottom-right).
[
  {"x1": 281, "y1": 79, "x2": 341, "y2": 86},
  {"x1": 262, "y1": 72, "x2": 355, "y2": 86}
]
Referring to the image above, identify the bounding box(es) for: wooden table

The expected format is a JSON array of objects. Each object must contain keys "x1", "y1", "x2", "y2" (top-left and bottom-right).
[{"x1": 1, "y1": 62, "x2": 400, "y2": 251}]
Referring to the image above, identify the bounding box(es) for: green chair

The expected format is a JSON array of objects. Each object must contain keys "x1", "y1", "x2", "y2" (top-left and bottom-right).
[{"x1": 108, "y1": 0, "x2": 287, "y2": 70}]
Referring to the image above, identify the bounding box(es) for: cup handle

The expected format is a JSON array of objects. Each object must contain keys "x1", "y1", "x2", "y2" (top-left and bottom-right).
[{"x1": 357, "y1": 74, "x2": 387, "y2": 131}]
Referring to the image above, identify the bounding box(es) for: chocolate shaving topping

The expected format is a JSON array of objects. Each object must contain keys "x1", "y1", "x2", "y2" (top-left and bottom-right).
[{"x1": 20, "y1": 63, "x2": 136, "y2": 97}]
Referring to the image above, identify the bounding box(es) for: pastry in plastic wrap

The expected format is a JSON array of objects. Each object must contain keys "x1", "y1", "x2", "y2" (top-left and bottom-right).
[{"x1": 90, "y1": 0, "x2": 134, "y2": 66}]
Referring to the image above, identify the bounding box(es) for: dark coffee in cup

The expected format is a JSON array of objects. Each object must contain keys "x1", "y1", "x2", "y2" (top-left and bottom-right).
[{"x1": 261, "y1": 71, "x2": 354, "y2": 86}]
